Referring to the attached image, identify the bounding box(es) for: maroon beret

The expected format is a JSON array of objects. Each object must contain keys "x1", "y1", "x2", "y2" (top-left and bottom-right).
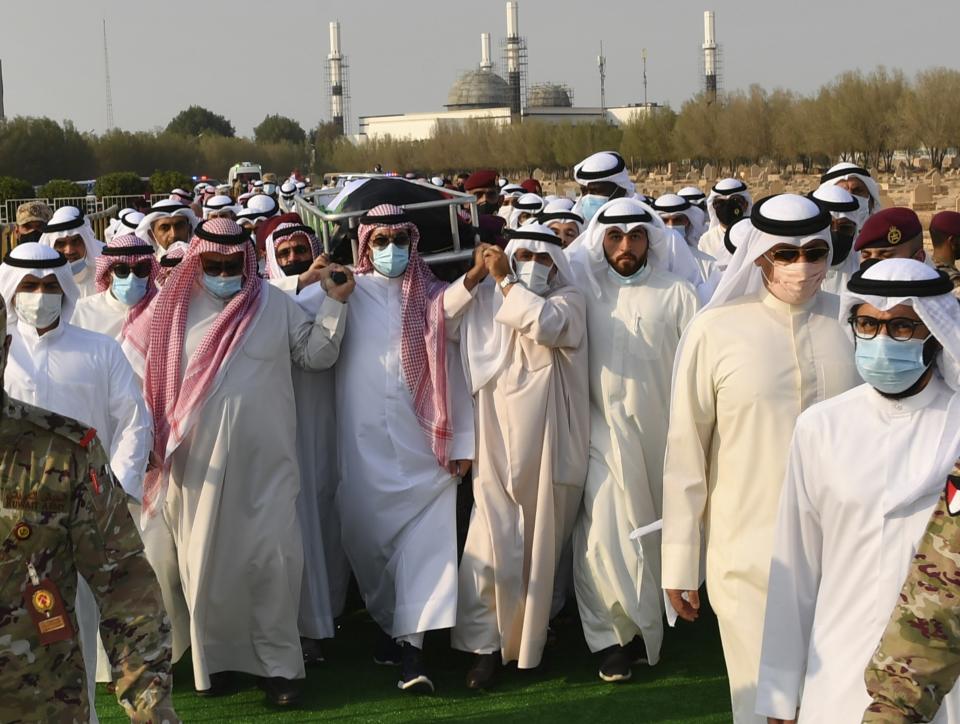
[
  {"x1": 520, "y1": 178, "x2": 543, "y2": 195},
  {"x1": 464, "y1": 169, "x2": 498, "y2": 191},
  {"x1": 854, "y1": 207, "x2": 922, "y2": 251},
  {"x1": 931, "y1": 211, "x2": 960, "y2": 238}
]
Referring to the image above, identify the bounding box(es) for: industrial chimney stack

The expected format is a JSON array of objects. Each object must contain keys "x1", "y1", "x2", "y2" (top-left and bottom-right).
[
  {"x1": 503, "y1": 1, "x2": 526, "y2": 116},
  {"x1": 480, "y1": 32, "x2": 492, "y2": 72},
  {"x1": 702, "y1": 11, "x2": 720, "y2": 104},
  {"x1": 328, "y1": 22, "x2": 345, "y2": 134}
]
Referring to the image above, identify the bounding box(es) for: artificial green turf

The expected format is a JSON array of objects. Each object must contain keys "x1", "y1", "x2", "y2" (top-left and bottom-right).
[{"x1": 95, "y1": 603, "x2": 732, "y2": 723}]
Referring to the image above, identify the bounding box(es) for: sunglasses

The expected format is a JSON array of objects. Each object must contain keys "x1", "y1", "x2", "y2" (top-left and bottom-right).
[
  {"x1": 201, "y1": 260, "x2": 245, "y2": 276},
  {"x1": 765, "y1": 246, "x2": 830, "y2": 265},
  {"x1": 112, "y1": 262, "x2": 153, "y2": 278}
]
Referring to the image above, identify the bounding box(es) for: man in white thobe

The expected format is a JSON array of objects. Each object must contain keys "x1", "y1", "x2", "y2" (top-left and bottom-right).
[
  {"x1": 698, "y1": 178, "x2": 752, "y2": 266},
  {"x1": 819, "y1": 162, "x2": 882, "y2": 218},
  {"x1": 0, "y1": 242, "x2": 152, "y2": 721},
  {"x1": 336, "y1": 204, "x2": 474, "y2": 694},
  {"x1": 566, "y1": 200, "x2": 699, "y2": 683},
  {"x1": 756, "y1": 259, "x2": 960, "y2": 723},
  {"x1": 263, "y1": 219, "x2": 352, "y2": 664},
  {"x1": 37, "y1": 206, "x2": 105, "y2": 298},
  {"x1": 135, "y1": 198, "x2": 197, "y2": 260},
  {"x1": 654, "y1": 193, "x2": 721, "y2": 303},
  {"x1": 125, "y1": 217, "x2": 352, "y2": 707},
  {"x1": 809, "y1": 184, "x2": 866, "y2": 295},
  {"x1": 661, "y1": 194, "x2": 862, "y2": 723},
  {"x1": 444, "y1": 224, "x2": 589, "y2": 689}
]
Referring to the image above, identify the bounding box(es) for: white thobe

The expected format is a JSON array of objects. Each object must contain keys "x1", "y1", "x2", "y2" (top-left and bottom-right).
[
  {"x1": 574, "y1": 268, "x2": 699, "y2": 660},
  {"x1": 72, "y1": 290, "x2": 126, "y2": 342},
  {"x1": 270, "y1": 275, "x2": 349, "y2": 639},
  {"x1": 336, "y1": 273, "x2": 474, "y2": 640},
  {"x1": 446, "y1": 279, "x2": 589, "y2": 669},
  {"x1": 661, "y1": 289, "x2": 861, "y2": 724},
  {"x1": 697, "y1": 225, "x2": 728, "y2": 263},
  {"x1": 756, "y1": 377, "x2": 960, "y2": 723},
  {"x1": 73, "y1": 265, "x2": 98, "y2": 298},
  {"x1": 163, "y1": 283, "x2": 346, "y2": 690},
  {"x1": 3, "y1": 318, "x2": 151, "y2": 717}
]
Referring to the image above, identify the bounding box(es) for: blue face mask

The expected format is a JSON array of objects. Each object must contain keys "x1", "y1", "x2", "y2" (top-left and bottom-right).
[
  {"x1": 372, "y1": 243, "x2": 409, "y2": 278},
  {"x1": 579, "y1": 194, "x2": 608, "y2": 223},
  {"x1": 855, "y1": 334, "x2": 932, "y2": 394},
  {"x1": 607, "y1": 263, "x2": 647, "y2": 286},
  {"x1": 203, "y1": 273, "x2": 243, "y2": 299},
  {"x1": 111, "y1": 273, "x2": 149, "y2": 306},
  {"x1": 70, "y1": 258, "x2": 87, "y2": 275}
]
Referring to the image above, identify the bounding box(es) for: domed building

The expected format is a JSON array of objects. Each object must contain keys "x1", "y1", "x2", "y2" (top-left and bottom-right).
[
  {"x1": 445, "y1": 69, "x2": 512, "y2": 111},
  {"x1": 526, "y1": 83, "x2": 573, "y2": 108}
]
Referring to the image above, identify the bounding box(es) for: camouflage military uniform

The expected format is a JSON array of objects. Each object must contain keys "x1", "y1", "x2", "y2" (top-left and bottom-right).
[
  {"x1": 935, "y1": 263, "x2": 960, "y2": 302},
  {"x1": 0, "y1": 398, "x2": 179, "y2": 723},
  {"x1": 863, "y1": 467, "x2": 960, "y2": 723}
]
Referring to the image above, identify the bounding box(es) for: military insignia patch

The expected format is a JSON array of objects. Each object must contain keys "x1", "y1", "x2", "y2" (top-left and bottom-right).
[
  {"x1": 13, "y1": 522, "x2": 31, "y2": 540},
  {"x1": 24, "y1": 577, "x2": 74, "y2": 645},
  {"x1": 946, "y1": 475, "x2": 960, "y2": 516},
  {"x1": 887, "y1": 226, "x2": 903, "y2": 245}
]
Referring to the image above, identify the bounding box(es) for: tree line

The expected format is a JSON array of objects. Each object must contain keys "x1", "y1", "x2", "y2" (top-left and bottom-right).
[{"x1": 0, "y1": 66, "x2": 957, "y2": 196}]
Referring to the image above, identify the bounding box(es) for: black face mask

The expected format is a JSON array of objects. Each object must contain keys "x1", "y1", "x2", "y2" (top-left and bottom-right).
[
  {"x1": 714, "y1": 198, "x2": 745, "y2": 227},
  {"x1": 280, "y1": 260, "x2": 313, "y2": 276},
  {"x1": 859, "y1": 257, "x2": 881, "y2": 272},
  {"x1": 18, "y1": 229, "x2": 43, "y2": 244},
  {"x1": 830, "y1": 228, "x2": 856, "y2": 266},
  {"x1": 477, "y1": 202, "x2": 500, "y2": 216}
]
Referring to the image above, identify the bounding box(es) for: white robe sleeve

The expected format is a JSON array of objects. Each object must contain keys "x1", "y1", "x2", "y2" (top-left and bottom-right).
[
  {"x1": 104, "y1": 343, "x2": 152, "y2": 501},
  {"x1": 494, "y1": 284, "x2": 586, "y2": 350},
  {"x1": 756, "y1": 423, "x2": 823, "y2": 719},
  {"x1": 443, "y1": 276, "x2": 478, "y2": 338},
  {"x1": 285, "y1": 290, "x2": 347, "y2": 372},
  {"x1": 661, "y1": 318, "x2": 716, "y2": 591}
]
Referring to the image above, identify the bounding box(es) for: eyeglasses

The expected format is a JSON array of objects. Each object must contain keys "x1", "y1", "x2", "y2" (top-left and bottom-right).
[
  {"x1": 765, "y1": 246, "x2": 830, "y2": 265},
  {"x1": 112, "y1": 262, "x2": 153, "y2": 278},
  {"x1": 369, "y1": 232, "x2": 410, "y2": 250},
  {"x1": 201, "y1": 259, "x2": 245, "y2": 276},
  {"x1": 848, "y1": 315, "x2": 929, "y2": 341},
  {"x1": 275, "y1": 244, "x2": 311, "y2": 261}
]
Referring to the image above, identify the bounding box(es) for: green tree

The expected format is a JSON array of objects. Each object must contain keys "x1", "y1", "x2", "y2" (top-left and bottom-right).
[
  {"x1": 37, "y1": 179, "x2": 85, "y2": 199},
  {"x1": 94, "y1": 172, "x2": 146, "y2": 198},
  {"x1": 901, "y1": 68, "x2": 960, "y2": 170},
  {"x1": 149, "y1": 170, "x2": 194, "y2": 195},
  {"x1": 255, "y1": 115, "x2": 306, "y2": 145},
  {"x1": 0, "y1": 117, "x2": 97, "y2": 184},
  {"x1": 0, "y1": 176, "x2": 35, "y2": 205},
  {"x1": 166, "y1": 106, "x2": 235, "y2": 138}
]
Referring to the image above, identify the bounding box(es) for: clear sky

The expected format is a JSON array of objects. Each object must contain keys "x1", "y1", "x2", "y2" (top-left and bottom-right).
[{"x1": 3, "y1": 0, "x2": 958, "y2": 136}]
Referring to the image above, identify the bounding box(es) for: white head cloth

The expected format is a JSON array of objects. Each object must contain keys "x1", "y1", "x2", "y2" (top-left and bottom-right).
[
  {"x1": 508, "y1": 193, "x2": 545, "y2": 229},
  {"x1": 821, "y1": 162, "x2": 882, "y2": 211},
  {"x1": 573, "y1": 151, "x2": 635, "y2": 195},
  {"x1": 840, "y1": 259, "x2": 960, "y2": 391},
  {"x1": 676, "y1": 186, "x2": 709, "y2": 239},
  {"x1": 461, "y1": 223, "x2": 573, "y2": 393},
  {"x1": 38, "y1": 206, "x2": 104, "y2": 275},
  {"x1": 545, "y1": 196, "x2": 574, "y2": 210},
  {"x1": 566, "y1": 196, "x2": 703, "y2": 298},
  {"x1": 539, "y1": 199, "x2": 583, "y2": 234},
  {"x1": 0, "y1": 242, "x2": 81, "y2": 324},
  {"x1": 705, "y1": 178, "x2": 753, "y2": 230},
  {"x1": 203, "y1": 195, "x2": 239, "y2": 219},
  {"x1": 810, "y1": 183, "x2": 864, "y2": 279},
  {"x1": 136, "y1": 198, "x2": 198, "y2": 250},
  {"x1": 654, "y1": 193, "x2": 701, "y2": 246},
  {"x1": 501, "y1": 184, "x2": 525, "y2": 199},
  {"x1": 704, "y1": 193, "x2": 832, "y2": 313}
]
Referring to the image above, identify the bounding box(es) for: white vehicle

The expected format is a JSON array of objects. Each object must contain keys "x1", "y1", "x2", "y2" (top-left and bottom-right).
[{"x1": 228, "y1": 162, "x2": 263, "y2": 189}]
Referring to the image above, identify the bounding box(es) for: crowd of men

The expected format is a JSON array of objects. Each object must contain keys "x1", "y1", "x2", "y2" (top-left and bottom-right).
[{"x1": 4, "y1": 153, "x2": 960, "y2": 723}]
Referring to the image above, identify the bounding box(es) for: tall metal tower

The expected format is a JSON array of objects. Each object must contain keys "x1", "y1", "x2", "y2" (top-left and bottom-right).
[
  {"x1": 0, "y1": 59, "x2": 5, "y2": 123},
  {"x1": 325, "y1": 21, "x2": 351, "y2": 135},
  {"x1": 102, "y1": 19, "x2": 115, "y2": 129},
  {"x1": 502, "y1": 0, "x2": 527, "y2": 117},
  {"x1": 642, "y1": 48, "x2": 648, "y2": 107},
  {"x1": 598, "y1": 43, "x2": 607, "y2": 114},
  {"x1": 701, "y1": 11, "x2": 723, "y2": 104}
]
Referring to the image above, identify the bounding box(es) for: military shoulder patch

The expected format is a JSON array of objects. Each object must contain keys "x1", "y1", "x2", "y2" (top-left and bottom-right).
[{"x1": 946, "y1": 475, "x2": 960, "y2": 516}]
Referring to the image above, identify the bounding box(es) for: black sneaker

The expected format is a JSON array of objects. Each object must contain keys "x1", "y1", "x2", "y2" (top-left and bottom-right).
[
  {"x1": 624, "y1": 635, "x2": 648, "y2": 665},
  {"x1": 373, "y1": 628, "x2": 402, "y2": 666},
  {"x1": 598, "y1": 645, "x2": 632, "y2": 683},
  {"x1": 465, "y1": 652, "x2": 498, "y2": 690},
  {"x1": 397, "y1": 642, "x2": 435, "y2": 694},
  {"x1": 301, "y1": 637, "x2": 325, "y2": 665}
]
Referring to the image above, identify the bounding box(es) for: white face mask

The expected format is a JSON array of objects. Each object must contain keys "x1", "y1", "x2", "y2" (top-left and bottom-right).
[
  {"x1": 16, "y1": 291, "x2": 62, "y2": 328},
  {"x1": 762, "y1": 260, "x2": 828, "y2": 305},
  {"x1": 515, "y1": 259, "x2": 553, "y2": 296}
]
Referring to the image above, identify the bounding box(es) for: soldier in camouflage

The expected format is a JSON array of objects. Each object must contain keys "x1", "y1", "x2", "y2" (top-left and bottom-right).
[
  {"x1": 0, "y1": 300, "x2": 179, "y2": 721},
  {"x1": 930, "y1": 211, "x2": 960, "y2": 302},
  {"x1": 864, "y1": 464, "x2": 960, "y2": 723}
]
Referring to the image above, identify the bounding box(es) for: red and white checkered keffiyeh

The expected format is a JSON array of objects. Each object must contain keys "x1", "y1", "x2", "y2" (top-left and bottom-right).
[
  {"x1": 94, "y1": 233, "x2": 160, "y2": 343},
  {"x1": 265, "y1": 221, "x2": 322, "y2": 280},
  {"x1": 128, "y1": 218, "x2": 265, "y2": 517},
  {"x1": 357, "y1": 204, "x2": 452, "y2": 466}
]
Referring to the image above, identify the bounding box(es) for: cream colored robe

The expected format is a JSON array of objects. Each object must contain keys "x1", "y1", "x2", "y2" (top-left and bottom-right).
[
  {"x1": 573, "y1": 267, "x2": 699, "y2": 660},
  {"x1": 163, "y1": 283, "x2": 346, "y2": 690},
  {"x1": 447, "y1": 278, "x2": 589, "y2": 669},
  {"x1": 661, "y1": 289, "x2": 860, "y2": 724}
]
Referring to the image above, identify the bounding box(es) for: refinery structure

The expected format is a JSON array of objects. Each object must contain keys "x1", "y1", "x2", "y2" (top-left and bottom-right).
[{"x1": 336, "y1": 2, "x2": 701, "y2": 143}]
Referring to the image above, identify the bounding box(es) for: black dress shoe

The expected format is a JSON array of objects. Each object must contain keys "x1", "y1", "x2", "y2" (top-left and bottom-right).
[
  {"x1": 465, "y1": 653, "x2": 499, "y2": 690},
  {"x1": 196, "y1": 671, "x2": 233, "y2": 697},
  {"x1": 397, "y1": 642, "x2": 434, "y2": 694},
  {"x1": 260, "y1": 676, "x2": 302, "y2": 706},
  {"x1": 624, "y1": 635, "x2": 648, "y2": 665},
  {"x1": 598, "y1": 645, "x2": 632, "y2": 683},
  {"x1": 374, "y1": 628, "x2": 402, "y2": 666},
  {"x1": 301, "y1": 637, "x2": 326, "y2": 665}
]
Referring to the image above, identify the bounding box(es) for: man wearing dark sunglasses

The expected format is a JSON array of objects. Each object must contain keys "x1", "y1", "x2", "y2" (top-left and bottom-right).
[{"x1": 757, "y1": 258, "x2": 960, "y2": 723}]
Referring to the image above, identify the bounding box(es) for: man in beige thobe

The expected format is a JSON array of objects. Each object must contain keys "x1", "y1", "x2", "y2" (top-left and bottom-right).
[
  {"x1": 446, "y1": 224, "x2": 589, "y2": 689},
  {"x1": 661, "y1": 194, "x2": 861, "y2": 723}
]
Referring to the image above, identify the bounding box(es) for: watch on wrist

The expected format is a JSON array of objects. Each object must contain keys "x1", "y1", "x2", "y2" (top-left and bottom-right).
[{"x1": 499, "y1": 274, "x2": 518, "y2": 290}]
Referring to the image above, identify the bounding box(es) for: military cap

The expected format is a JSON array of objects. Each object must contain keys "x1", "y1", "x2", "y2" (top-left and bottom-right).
[
  {"x1": 854, "y1": 207, "x2": 922, "y2": 251},
  {"x1": 464, "y1": 169, "x2": 499, "y2": 192},
  {"x1": 931, "y1": 211, "x2": 960, "y2": 238},
  {"x1": 16, "y1": 201, "x2": 53, "y2": 227}
]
